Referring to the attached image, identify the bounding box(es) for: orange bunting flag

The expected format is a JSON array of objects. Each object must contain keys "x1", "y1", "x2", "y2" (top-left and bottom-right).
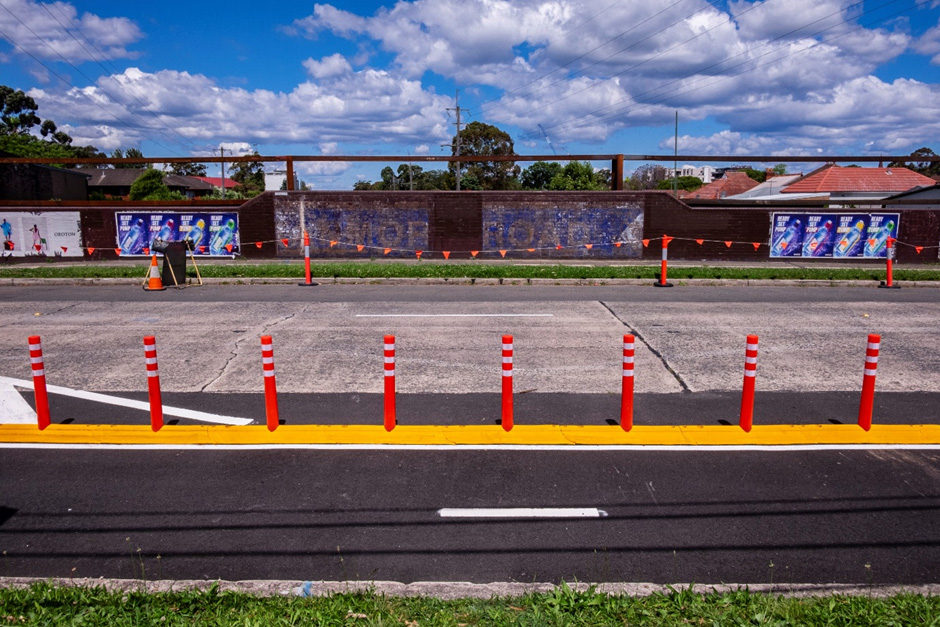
[
  {"x1": 443, "y1": 251, "x2": 451, "y2": 259},
  {"x1": 199, "y1": 246, "x2": 207, "y2": 253},
  {"x1": 556, "y1": 245, "x2": 563, "y2": 250},
  {"x1": 696, "y1": 239, "x2": 704, "y2": 245},
  {"x1": 225, "y1": 244, "x2": 233, "y2": 253},
  {"x1": 471, "y1": 250, "x2": 479, "y2": 257},
  {"x1": 255, "y1": 242, "x2": 263, "y2": 249},
  {"x1": 868, "y1": 239, "x2": 877, "y2": 248},
  {"x1": 585, "y1": 243, "x2": 593, "y2": 250},
  {"x1": 416, "y1": 251, "x2": 423, "y2": 259},
  {"x1": 280, "y1": 239, "x2": 289, "y2": 246},
  {"x1": 642, "y1": 239, "x2": 650, "y2": 247},
  {"x1": 34, "y1": 244, "x2": 41, "y2": 251},
  {"x1": 143, "y1": 247, "x2": 150, "y2": 255},
  {"x1": 752, "y1": 242, "x2": 761, "y2": 250},
  {"x1": 384, "y1": 248, "x2": 391, "y2": 255},
  {"x1": 87, "y1": 247, "x2": 95, "y2": 255},
  {"x1": 724, "y1": 241, "x2": 732, "y2": 248},
  {"x1": 357, "y1": 244, "x2": 364, "y2": 252},
  {"x1": 60, "y1": 246, "x2": 68, "y2": 253},
  {"x1": 329, "y1": 241, "x2": 338, "y2": 248},
  {"x1": 614, "y1": 242, "x2": 622, "y2": 248},
  {"x1": 527, "y1": 248, "x2": 535, "y2": 252},
  {"x1": 499, "y1": 250, "x2": 507, "y2": 258},
  {"x1": 114, "y1": 248, "x2": 121, "y2": 256},
  {"x1": 916, "y1": 246, "x2": 924, "y2": 254}
]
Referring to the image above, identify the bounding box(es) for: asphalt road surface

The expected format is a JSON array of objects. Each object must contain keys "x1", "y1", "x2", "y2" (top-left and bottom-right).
[{"x1": 2, "y1": 283, "x2": 939, "y2": 584}]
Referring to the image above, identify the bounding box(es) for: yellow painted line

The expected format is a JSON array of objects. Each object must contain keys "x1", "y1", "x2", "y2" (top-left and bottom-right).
[{"x1": 1, "y1": 423, "x2": 939, "y2": 446}]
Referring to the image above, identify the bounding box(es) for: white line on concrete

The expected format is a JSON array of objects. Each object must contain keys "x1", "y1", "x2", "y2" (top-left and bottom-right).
[
  {"x1": 438, "y1": 507, "x2": 607, "y2": 518},
  {"x1": 0, "y1": 378, "x2": 40, "y2": 424},
  {"x1": 2, "y1": 443, "x2": 940, "y2": 451},
  {"x1": 355, "y1": 314, "x2": 554, "y2": 318},
  {"x1": 0, "y1": 376, "x2": 253, "y2": 426}
]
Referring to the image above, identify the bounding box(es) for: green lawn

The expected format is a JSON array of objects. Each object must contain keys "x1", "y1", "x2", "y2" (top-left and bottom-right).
[
  {"x1": 1, "y1": 583, "x2": 938, "y2": 626},
  {"x1": 2, "y1": 262, "x2": 939, "y2": 282}
]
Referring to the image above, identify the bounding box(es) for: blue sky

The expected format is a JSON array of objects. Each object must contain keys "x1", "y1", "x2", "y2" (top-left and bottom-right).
[{"x1": 1, "y1": 0, "x2": 939, "y2": 188}]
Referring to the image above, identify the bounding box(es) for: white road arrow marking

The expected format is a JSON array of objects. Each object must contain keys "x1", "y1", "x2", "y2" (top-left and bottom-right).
[
  {"x1": 0, "y1": 376, "x2": 252, "y2": 426},
  {"x1": 438, "y1": 508, "x2": 607, "y2": 518}
]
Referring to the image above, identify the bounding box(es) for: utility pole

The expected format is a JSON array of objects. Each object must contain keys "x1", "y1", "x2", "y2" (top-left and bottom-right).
[
  {"x1": 220, "y1": 146, "x2": 226, "y2": 200},
  {"x1": 444, "y1": 90, "x2": 465, "y2": 191}
]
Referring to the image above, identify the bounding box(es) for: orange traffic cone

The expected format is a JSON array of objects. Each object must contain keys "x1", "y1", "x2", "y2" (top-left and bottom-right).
[{"x1": 143, "y1": 255, "x2": 166, "y2": 291}]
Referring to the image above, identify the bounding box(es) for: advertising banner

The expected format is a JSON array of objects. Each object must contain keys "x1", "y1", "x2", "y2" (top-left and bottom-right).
[
  {"x1": 0, "y1": 211, "x2": 83, "y2": 257},
  {"x1": 770, "y1": 213, "x2": 899, "y2": 259},
  {"x1": 115, "y1": 212, "x2": 239, "y2": 255}
]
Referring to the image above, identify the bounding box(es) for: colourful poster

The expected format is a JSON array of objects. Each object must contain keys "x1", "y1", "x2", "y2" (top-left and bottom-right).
[
  {"x1": 115, "y1": 212, "x2": 239, "y2": 256},
  {"x1": 832, "y1": 214, "x2": 869, "y2": 258},
  {"x1": 864, "y1": 214, "x2": 899, "y2": 259},
  {"x1": 771, "y1": 213, "x2": 900, "y2": 259},
  {"x1": 770, "y1": 214, "x2": 803, "y2": 257},
  {"x1": 801, "y1": 214, "x2": 837, "y2": 257},
  {"x1": 0, "y1": 211, "x2": 83, "y2": 257}
]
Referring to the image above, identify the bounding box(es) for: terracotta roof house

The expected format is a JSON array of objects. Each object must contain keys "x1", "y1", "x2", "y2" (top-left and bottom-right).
[
  {"x1": 682, "y1": 171, "x2": 761, "y2": 199},
  {"x1": 781, "y1": 165, "x2": 934, "y2": 203},
  {"x1": 727, "y1": 174, "x2": 805, "y2": 200},
  {"x1": 883, "y1": 183, "x2": 940, "y2": 210},
  {"x1": 192, "y1": 176, "x2": 239, "y2": 191},
  {"x1": 86, "y1": 169, "x2": 215, "y2": 199}
]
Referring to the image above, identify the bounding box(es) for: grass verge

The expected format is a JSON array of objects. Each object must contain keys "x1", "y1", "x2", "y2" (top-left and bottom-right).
[
  {"x1": 1, "y1": 582, "x2": 937, "y2": 626},
  {"x1": 2, "y1": 262, "x2": 940, "y2": 282}
]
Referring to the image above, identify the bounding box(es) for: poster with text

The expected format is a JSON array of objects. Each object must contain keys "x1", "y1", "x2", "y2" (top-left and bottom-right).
[
  {"x1": 116, "y1": 212, "x2": 240, "y2": 255},
  {"x1": 832, "y1": 214, "x2": 870, "y2": 258},
  {"x1": 770, "y1": 214, "x2": 804, "y2": 257},
  {"x1": 801, "y1": 214, "x2": 838, "y2": 258},
  {"x1": 0, "y1": 211, "x2": 83, "y2": 257},
  {"x1": 863, "y1": 214, "x2": 900, "y2": 258}
]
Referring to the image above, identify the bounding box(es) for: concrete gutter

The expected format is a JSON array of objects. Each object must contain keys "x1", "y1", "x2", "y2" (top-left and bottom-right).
[{"x1": 1, "y1": 577, "x2": 938, "y2": 599}]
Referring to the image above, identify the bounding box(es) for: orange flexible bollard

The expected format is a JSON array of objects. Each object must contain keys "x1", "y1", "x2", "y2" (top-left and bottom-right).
[
  {"x1": 655, "y1": 235, "x2": 674, "y2": 287},
  {"x1": 28, "y1": 335, "x2": 51, "y2": 430},
  {"x1": 143, "y1": 336, "x2": 163, "y2": 431},
  {"x1": 858, "y1": 334, "x2": 880, "y2": 431},
  {"x1": 261, "y1": 335, "x2": 279, "y2": 431},
  {"x1": 384, "y1": 335, "x2": 396, "y2": 431},
  {"x1": 621, "y1": 334, "x2": 635, "y2": 431},
  {"x1": 299, "y1": 231, "x2": 318, "y2": 286},
  {"x1": 502, "y1": 335, "x2": 513, "y2": 431},
  {"x1": 739, "y1": 334, "x2": 758, "y2": 432}
]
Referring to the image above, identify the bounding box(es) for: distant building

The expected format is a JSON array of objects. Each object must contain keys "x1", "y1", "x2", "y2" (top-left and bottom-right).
[
  {"x1": 682, "y1": 171, "x2": 760, "y2": 199},
  {"x1": 86, "y1": 169, "x2": 215, "y2": 199},
  {"x1": 192, "y1": 176, "x2": 239, "y2": 194},
  {"x1": 781, "y1": 165, "x2": 935, "y2": 204},
  {"x1": 674, "y1": 164, "x2": 716, "y2": 184},
  {"x1": 264, "y1": 167, "x2": 300, "y2": 191}
]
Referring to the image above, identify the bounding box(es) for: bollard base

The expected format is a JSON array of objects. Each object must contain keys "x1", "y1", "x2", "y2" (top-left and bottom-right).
[
  {"x1": 878, "y1": 282, "x2": 900, "y2": 290},
  {"x1": 297, "y1": 281, "x2": 319, "y2": 286},
  {"x1": 654, "y1": 281, "x2": 674, "y2": 288},
  {"x1": 143, "y1": 286, "x2": 167, "y2": 292}
]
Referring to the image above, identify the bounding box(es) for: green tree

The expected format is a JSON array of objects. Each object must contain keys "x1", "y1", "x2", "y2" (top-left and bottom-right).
[
  {"x1": 772, "y1": 164, "x2": 788, "y2": 176},
  {"x1": 129, "y1": 168, "x2": 183, "y2": 200},
  {"x1": 111, "y1": 148, "x2": 146, "y2": 168},
  {"x1": 656, "y1": 176, "x2": 704, "y2": 192},
  {"x1": 888, "y1": 147, "x2": 939, "y2": 177},
  {"x1": 742, "y1": 167, "x2": 766, "y2": 183},
  {"x1": 167, "y1": 161, "x2": 208, "y2": 176},
  {"x1": 450, "y1": 121, "x2": 519, "y2": 190},
  {"x1": 521, "y1": 161, "x2": 562, "y2": 190},
  {"x1": 547, "y1": 161, "x2": 604, "y2": 190},
  {"x1": 627, "y1": 164, "x2": 669, "y2": 190},
  {"x1": 228, "y1": 152, "x2": 265, "y2": 197},
  {"x1": 0, "y1": 86, "x2": 41, "y2": 135}
]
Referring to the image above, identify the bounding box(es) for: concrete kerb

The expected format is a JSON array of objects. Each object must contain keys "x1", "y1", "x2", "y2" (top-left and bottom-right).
[
  {"x1": 1, "y1": 577, "x2": 938, "y2": 599},
  {"x1": 2, "y1": 276, "x2": 939, "y2": 288}
]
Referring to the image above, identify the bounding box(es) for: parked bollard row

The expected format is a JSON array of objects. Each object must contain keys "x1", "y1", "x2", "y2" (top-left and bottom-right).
[{"x1": 23, "y1": 332, "x2": 885, "y2": 432}]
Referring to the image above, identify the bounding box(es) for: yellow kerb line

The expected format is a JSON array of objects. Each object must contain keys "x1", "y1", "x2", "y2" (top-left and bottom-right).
[{"x1": 1, "y1": 424, "x2": 939, "y2": 446}]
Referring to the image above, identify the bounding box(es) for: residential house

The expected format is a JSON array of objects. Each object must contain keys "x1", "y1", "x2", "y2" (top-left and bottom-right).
[
  {"x1": 86, "y1": 169, "x2": 215, "y2": 199},
  {"x1": 780, "y1": 165, "x2": 935, "y2": 205},
  {"x1": 681, "y1": 171, "x2": 760, "y2": 199}
]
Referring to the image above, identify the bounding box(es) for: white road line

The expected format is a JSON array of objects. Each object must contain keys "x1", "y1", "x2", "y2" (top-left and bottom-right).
[
  {"x1": 355, "y1": 314, "x2": 554, "y2": 318},
  {"x1": 0, "y1": 376, "x2": 252, "y2": 426},
  {"x1": 438, "y1": 508, "x2": 607, "y2": 518}
]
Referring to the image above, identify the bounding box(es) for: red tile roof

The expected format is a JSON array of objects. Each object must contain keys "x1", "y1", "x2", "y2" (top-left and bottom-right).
[
  {"x1": 193, "y1": 176, "x2": 239, "y2": 188},
  {"x1": 782, "y1": 165, "x2": 935, "y2": 194},
  {"x1": 684, "y1": 172, "x2": 760, "y2": 199}
]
